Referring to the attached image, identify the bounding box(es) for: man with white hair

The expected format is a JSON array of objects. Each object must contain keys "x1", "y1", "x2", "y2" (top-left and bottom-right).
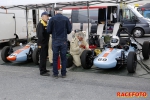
[{"x1": 70, "y1": 31, "x2": 89, "y2": 67}]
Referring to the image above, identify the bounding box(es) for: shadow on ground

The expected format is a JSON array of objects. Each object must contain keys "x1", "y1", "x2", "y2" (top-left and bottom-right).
[{"x1": 1, "y1": 60, "x2": 150, "y2": 79}]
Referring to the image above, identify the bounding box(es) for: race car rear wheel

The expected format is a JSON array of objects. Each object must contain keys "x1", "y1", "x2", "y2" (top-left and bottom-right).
[
  {"x1": 142, "y1": 41, "x2": 150, "y2": 59},
  {"x1": 127, "y1": 52, "x2": 137, "y2": 73},
  {"x1": 66, "y1": 54, "x2": 73, "y2": 68},
  {"x1": 32, "y1": 48, "x2": 39, "y2": 65},
  {"x1": 81, "y1": 50, "x2": 93, "y2": 69},
  {"x1": 1, "y1": 46, "x2": 11, "y2": 62}
]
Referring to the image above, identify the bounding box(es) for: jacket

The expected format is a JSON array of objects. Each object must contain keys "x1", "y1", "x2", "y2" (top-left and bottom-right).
[
  {"x1": 70, "y1": 37, "x2": 89, "y2": 55},
  {"x1": 36, "y1": 20, "x2": 49, "y2": 45},
  {"x1": 47, "y1": 13, "x2": 72, "y2": 41}
]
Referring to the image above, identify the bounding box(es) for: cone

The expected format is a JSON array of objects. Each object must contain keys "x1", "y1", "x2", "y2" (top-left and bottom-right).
[{"x1": 57, "y1": 56, "x2": 61, "y2": 70}]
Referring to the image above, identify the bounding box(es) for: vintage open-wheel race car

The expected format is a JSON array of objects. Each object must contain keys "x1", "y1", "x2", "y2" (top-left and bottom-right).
[
  {"x1": 81, "y1": 27, "x2": 150, "y2": 73},
  {"x1": 1, "y1": 36, "x2": 73, "y2": 68}
]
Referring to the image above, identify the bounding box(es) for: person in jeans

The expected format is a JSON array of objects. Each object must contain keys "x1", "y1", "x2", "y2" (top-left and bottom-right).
[{"x1": 47, "y1": 7, "x2": 72, "y2": 78}]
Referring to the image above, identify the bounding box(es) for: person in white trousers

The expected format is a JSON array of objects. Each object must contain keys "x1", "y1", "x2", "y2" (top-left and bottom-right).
[{"x1": 70, "y1": 31, "x2": 89, "y2": 67}]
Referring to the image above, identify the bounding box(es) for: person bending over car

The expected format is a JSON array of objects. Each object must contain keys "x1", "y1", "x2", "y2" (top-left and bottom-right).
[{"x1": 70, "y1": 31, "x2": 89, "y2": 67}]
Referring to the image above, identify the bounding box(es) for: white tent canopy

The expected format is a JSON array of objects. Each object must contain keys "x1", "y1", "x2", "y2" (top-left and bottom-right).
[{"x1": 0, "y1": 0, "x2": 149, "y2": 10}]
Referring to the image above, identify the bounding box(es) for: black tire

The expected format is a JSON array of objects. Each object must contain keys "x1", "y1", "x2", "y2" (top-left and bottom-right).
[
  {"x1": 66, "y1": 54, "x2": 73, "y2": 68},
  {"x1": 132, "y1": 28, "x2": 144, "y2": 38},
  {"x1": 32, "y1": 48, "x2": 39, "y2": 65},
  {"x1": 1, "y1": 46, "x2": 11, "y2": 62},
  {"x1": 142, "y1": 41, "x2": 150, "y2": 59},
  {"x1": 8, "y1": 39, "x2": 17, "y2": 46},
  {"x1": 127, "y1": 52, "x2": 137, "y2": 73},
  {"x1": 81, "y1": 50, "x2": 93, "y2": 69}
]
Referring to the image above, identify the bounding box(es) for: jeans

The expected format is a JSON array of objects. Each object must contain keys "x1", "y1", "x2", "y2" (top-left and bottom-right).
[{"x1": 52, "y1": 40, "x2": 67, "y2": 76}]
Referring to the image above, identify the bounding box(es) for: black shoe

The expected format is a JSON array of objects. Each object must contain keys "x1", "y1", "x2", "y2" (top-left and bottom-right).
[
  {"x1": 50, "y1": 63, "x2": 53, "y2": 66},
  {"x1": 40, "y1": 72, "x2": 50, "y2": 76},
  {"x1": 62, "y1": 75, "x2": 66, "y2": 78},
  {"x1": 46, "y1": 70, "x2": 50, "y2": 72},
  {"x1": 52, "y1": 75, "x2": 58, "y2": 79}
]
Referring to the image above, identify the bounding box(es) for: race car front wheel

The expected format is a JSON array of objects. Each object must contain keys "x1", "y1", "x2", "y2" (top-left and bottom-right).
[
  {"x1": 142, "y1": 41, "x2": 150, "y2": 59},
  {"x1": 127, "y1": 52, "x2": 137, "y2": 73},
  {"x1": 32, "y1": 48, "x2": 39, "y2": 65},
  {"x1": 1, "y1": 46, "x2": 11, "y2": 62},
  {"x1": 81, "y1": 50, "x2": 93, "y2": 69}
]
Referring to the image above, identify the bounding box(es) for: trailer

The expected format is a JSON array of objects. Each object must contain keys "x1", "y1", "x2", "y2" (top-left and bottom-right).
[{"x1": 0, "y1": 9, "x2": 36, "y2": 46}]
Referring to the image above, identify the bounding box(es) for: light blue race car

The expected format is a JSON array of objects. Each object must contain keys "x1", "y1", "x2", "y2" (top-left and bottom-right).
[
  {"x1": 81, "y1": 27, "x2": 150, "y2": 73},
  {"x1": 1, "y1": 36, "x2": 39, "y2": 65}
]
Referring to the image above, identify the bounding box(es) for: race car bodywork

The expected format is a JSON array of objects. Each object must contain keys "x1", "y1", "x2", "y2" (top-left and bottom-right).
[
  {"x1": 93, "y1": 46, "x2": 135, "y2": 69},
  {"x1": 1, "y1": 41, "x2": 38, "y2": 64},
  {"x1": 81, "y1": 27, "x2": 150, "y2": 73}
]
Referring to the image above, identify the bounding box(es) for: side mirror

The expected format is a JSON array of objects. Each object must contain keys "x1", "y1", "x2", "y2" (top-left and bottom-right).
[{"x1": 132, "y1": 16, "x2": 138, "y2": 21}]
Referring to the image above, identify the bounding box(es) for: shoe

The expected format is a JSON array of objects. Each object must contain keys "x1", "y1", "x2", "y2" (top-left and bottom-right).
[
  {"x1": 62, "y1": 75, "x2": 66, "y2": 78},
  {"x1": 40, "y1": 72, "x2": 50, "y2": 76},
  {"x1": 52, "y1": 75, "x2": 58, "y2": 79},
  {"x1": 46, "y1": 70, "x2": 50, "y2": 72},
  {"x1": 50, "y1": 63, "x2": 53, "y2": 66}
]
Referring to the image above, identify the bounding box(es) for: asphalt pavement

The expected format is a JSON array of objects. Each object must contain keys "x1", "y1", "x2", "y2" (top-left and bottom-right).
[{"x1": 0, "y1": 38, "x2": 150, "y2": 100}]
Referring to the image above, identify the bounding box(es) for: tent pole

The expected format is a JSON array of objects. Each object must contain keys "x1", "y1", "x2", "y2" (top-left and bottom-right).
[
  {"x1": 87, "y1": 1, "x2": 89, "y2": 40},
  {"x1": 52, "y1": 3, "x2": 54, "y2": 16},
  {"x1": 26, "y1": 6, "x2": 29, "y2": 43},
  {"x1": 105, "y1": 7, "x2": 108, "y2": 34}
]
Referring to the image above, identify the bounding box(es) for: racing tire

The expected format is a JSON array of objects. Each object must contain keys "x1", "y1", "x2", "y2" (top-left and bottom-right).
[
  {"x1": 1, "y1": 46, "x2": 11, "y2": 62},
  {"x1": 127, "y1": 52, "x2": 137, "y2": 73},
  {"x1": 142, "y1": 41, "x2": 150, "y2": 59},
  {"x1": 66, "y1": 54, "x2": 73, "y2": 68},
  {"x1": 81, "y1": 50, "x2": 93, "y2": 69},
  {"x1": 32, "y1": 48, "x2": 39, "y2": 65},
  {"x1": 132, "y1": 28, "x2": 144, "y2": 38}
]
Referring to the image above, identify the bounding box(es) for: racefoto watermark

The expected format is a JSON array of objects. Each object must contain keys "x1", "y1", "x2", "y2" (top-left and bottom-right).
[{"x1": 117, "y1": 92, "x2": 148, "y2": 98}]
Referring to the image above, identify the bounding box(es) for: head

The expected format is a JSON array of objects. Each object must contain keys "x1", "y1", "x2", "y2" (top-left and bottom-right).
[
  {"x1": 54, "y1": 7, "x2": 63, "y2": 14},
  {"x1": 41, "y1": 12, "x2": 49, "y2": 22},
  {"x1": 76, "y1": 31, "x2": 85, "y2": 41},
  {"x1": 110, "y1": 36, "x2": 120, "y2": 47}
]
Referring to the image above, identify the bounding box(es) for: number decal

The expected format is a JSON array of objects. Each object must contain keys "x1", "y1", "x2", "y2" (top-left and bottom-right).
[{"x1": 98, "y1": 57, "x2": 108, "y2": 61}]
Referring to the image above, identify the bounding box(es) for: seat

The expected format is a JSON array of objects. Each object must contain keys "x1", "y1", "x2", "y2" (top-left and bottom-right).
[
  {"x1": 84, "y1": 23, "x2": 92, "y2": 41},
  {"x1": 97, "y1": 24, "x2": 104, "y2": 38},
  {"x1": 112, "y1": 22, "x2": 121, "y2": 36}
]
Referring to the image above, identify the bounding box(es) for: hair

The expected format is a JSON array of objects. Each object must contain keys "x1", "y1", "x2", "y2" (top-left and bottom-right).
[{"x1": 76, "y1": 31, "x2": 85, "y2": 38}]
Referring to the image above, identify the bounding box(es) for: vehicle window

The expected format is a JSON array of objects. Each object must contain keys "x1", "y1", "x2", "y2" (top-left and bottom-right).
[
  {"x1": 123, "y1": 9, "x2": 136, "y2": 20},
  {"x1": 71, "y1": 9, "x2": 98, "y2": 23}
]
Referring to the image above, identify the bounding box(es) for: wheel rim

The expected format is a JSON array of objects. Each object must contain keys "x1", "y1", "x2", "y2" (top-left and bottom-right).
[{"x1": 134, "y1": 30, "x2": 142, "y2": 37}]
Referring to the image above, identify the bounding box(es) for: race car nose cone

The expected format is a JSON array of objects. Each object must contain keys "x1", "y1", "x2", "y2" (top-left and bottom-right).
[{"x1": 7, "y1": 56, "x2": 16, "y2": 61}]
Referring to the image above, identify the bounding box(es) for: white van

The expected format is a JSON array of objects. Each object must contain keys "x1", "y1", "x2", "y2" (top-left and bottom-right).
[{"x1": 0, "y1": 9, "x2": 36, "y2": 46}]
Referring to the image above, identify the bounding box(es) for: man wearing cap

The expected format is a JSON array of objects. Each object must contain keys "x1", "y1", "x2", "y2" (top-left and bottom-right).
[
  {"x1": 36, "y1": 11, "x2": 50, "y2": 76},
  {"x1": 70, "y1": 31, "x2": 89, "y2": 67},
  {"x1": 47, "y1": 7, "x2": 72, "y2": 78}
]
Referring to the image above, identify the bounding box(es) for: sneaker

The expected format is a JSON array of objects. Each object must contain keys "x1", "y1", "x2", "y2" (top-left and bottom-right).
[
  {"x1": 46, "y1": 70, "x2": 50, "y2": 72},
  {"x1": 40, "y1": 72, "x2": 50, "y2": 76},
  {"x1": 53, "y1": 75, "x2": 58, "y2": 79}
]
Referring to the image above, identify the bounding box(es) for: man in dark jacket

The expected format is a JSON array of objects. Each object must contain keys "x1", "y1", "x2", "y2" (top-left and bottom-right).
[
  {"x1": 47, "y1": 8, "x2": 72, "y2": 78},
  {"x1": 36, "y1": 12, "x2": 50, "y2": 76}
]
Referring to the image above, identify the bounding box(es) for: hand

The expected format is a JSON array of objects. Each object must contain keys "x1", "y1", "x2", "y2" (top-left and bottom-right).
[{"x1": 79, "y1": 45, "x2": 85, "y2": 49}]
